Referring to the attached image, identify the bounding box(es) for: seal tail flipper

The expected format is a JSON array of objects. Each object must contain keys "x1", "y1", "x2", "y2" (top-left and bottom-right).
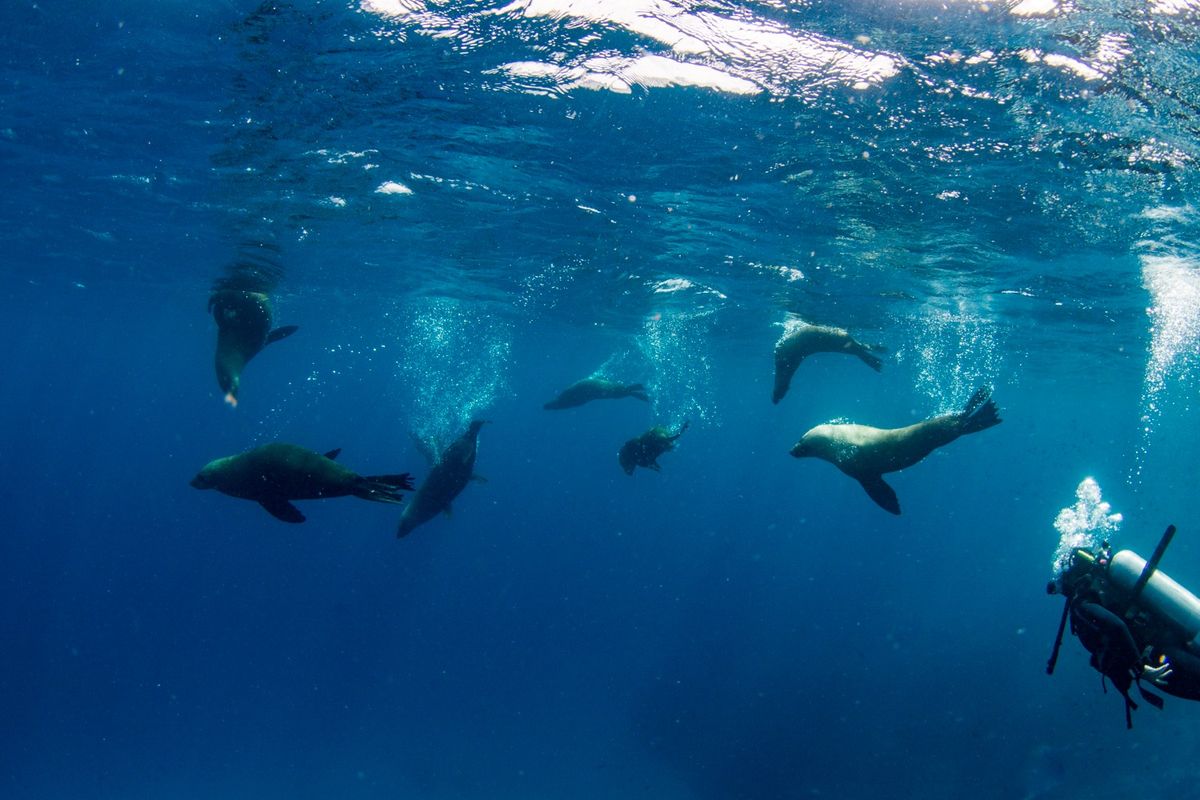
[
  {"x1": 356, "y1": 473, "x2": 416, "y2": 503},
  {"x1": 366, "y1": 473, "x2": 416, "y2": 491},
  {"x1": 858, "y1": 475, "x2": 901, "y2": 514},
  {"x1": 960, "y1": 387, "x2": 1002, "y2": 435},
  {"x1": 266, "y1": 325, "x2": 299, "y2": 345},
  {"x1": 260, "y1": 498, "x2": 305, "y2": 523},
  {"x1": 854, "y1": 348, "x2": 884, "y2": 372},
  {"x1": 627, "y1": 383, "x2": 650, "y2": 402}
]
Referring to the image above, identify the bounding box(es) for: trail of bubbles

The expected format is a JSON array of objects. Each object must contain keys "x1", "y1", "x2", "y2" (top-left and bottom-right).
[
  {"x1": 901, "y1": 303, "x2": 1000, "y2": 413},
  {"x1": 392, "y1": 296, "x2": 511, "y2": 453},
  {"x1": 636, "y1": 309, "x2": 716, "y2": 427},
  {"x1": 1135, "y1": 246, "x2": 1200, "y2": 478},
  {"x1": 1050, "y1": 477, "x2": 1122, "y2": 585}
]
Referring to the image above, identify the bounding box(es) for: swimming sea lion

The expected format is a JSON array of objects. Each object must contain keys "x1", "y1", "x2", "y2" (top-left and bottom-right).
[
  {"x1": 619, "y1": 422, "x2": 689, "y2": 475},
  {"x1": 789, "y1": 387, "x2": 1001, "y2": 514},
  {"x1": 397, "y1": 420, "x2": 487, "y2": 538},
  {"x1": 544, "y1": 377, "x2": 650, "y2": 410},
  {"x1": 209, "y1": 289, "x2": 299, "y2": 407},
  {"x1": 191, "y1": 443, "x2": 414, "y2": 523},
  {"x1": 773, "y1": 323, "x2": 883, "y2": 404}
]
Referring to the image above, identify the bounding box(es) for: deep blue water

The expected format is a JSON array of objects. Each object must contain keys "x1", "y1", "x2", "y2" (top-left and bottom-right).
[{"x1": 6, "y1": 1, "x2": 1200, "y2": 798}]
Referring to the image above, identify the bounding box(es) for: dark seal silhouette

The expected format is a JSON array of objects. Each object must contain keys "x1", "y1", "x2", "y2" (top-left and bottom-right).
[
  {"x1": 619, "y1": 422, "x2": 689, "y2": 475},
  {"x1": 208, "y1": 289, "x2": 298, "y2": 407},
  {"x1": 773, "y1": 322, "x2": 883, "y2": 404},
  {"x1": 543, "y1": 377, "x2": 650, "y2": 410},
  {"x1": 397, "y1": 420, "x2": 487, "y2": 538},
  {"x1": 789, "y1": 388, "x2": 1001, "y2": 514},
  {"x1": 191, "y1": 443, "x2": 414, "y2": 523}
]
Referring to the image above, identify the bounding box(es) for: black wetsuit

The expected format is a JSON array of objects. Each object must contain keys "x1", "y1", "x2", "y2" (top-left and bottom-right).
[{"x1": 1071, "y1": 601, "x2": 1144, "y2": 726}]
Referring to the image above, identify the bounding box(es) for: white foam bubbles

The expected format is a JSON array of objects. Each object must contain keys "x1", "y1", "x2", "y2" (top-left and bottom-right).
[
  {"x1": 638, "y1": 309, "x2": 715, "y2": 427},
  {"x1": 392, "y1": 296, "x2": 511, "y2": 453},
  {"x1": 902, "y1": 300, "x2": 1001, "y2": 413},
  {"x1": 1051, "y1": 476, "x2": 1122, "y2": 580}
]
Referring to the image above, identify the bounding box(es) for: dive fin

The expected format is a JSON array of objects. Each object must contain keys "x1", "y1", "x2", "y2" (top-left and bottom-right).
[
  {"x1": 859, "y1": 475, "x2": 901, "y2": 515},
  {"x1": 260, "y1": 498, "x2": 305, "y2": 523},
  {"x1": 266, "y1": 325, "x2": 299, "y2": 345},
  {"x1": 324, "y1": 448, "x2": 342, "y2": 461}
]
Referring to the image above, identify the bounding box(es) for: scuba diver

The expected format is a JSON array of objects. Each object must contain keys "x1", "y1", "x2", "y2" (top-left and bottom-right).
[{"x1": 1046, "y1": 524, "x2": 1200, "y2": 727}]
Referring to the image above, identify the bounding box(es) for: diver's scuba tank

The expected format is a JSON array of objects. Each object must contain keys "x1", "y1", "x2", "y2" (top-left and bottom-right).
[{"x1": 1108, "y1": 549, "x2": 1200, "y2": 643}]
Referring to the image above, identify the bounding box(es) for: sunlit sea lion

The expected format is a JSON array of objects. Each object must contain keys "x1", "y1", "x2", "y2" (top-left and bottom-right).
[
  {"x1": 191, "y1": 443, "x2": 414, "y2": 523},
  {"x1": 208, "y1": 289, "x2": 299, "y2": 407},
  {"x1": 544, "y1": 377, "x2": 650, "y2": 410},
  {"x1": 619, "y1": 422, "x2": 689, "y2": 475},
  {"x1": 773, "y1": 323, "x2": 883, "y2": 404},
  {"x1": 789, "y1": 388, "x2": 1001, "y2": 514},
  {"x1": 397, "y1": 420, "x2": 487, "y2": 538}
]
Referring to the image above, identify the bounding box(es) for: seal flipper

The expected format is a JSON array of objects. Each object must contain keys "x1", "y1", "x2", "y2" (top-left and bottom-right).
[
  {"x1": 365, "y1": 473, "x2": 416, "y2": 491},
  {"x1": 324, "y1": 448, "x2": 342, "y2": 461},
  {"x1": 260, "y1": 497, "x2": 305, "y2": 523},
  {"x1": 627, "y1": 383, "x2": 650, "y2": 402},
  {"x1": 853, "y1": 348, "x2": 883, "y2": 372},
  {"x1": 859, "y1": 475, "x2": 901, "y2": 514},
  {"x1": 266, "y1": 325, "x2": 299, "y2": 345},
  {"x1": 960, "y1": 387, "x2": 1001, "y2": 434},
  {"x1": 410, "y1": 433, "x2": 438, "y2": 467}
]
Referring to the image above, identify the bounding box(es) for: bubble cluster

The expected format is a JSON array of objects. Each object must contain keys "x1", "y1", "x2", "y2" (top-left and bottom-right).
[
  {"x1": 392, "y1": 296, "x2": 511, "y2": 452},
  {"x1": 906, "y1": 305, "x2": 1000, "y2": 413},
  {"x1": 1139, "y1": 252, "x2": 1200, "y2": 432},
  {"x1": 1051, "y1": 476, "x2": 1123, "y2": 580},
  {"x1": 637, "y1": 309, "x2": 716, "y2": 427}
]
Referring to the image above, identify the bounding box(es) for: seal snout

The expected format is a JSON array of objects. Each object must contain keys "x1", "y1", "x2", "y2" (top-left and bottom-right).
[{"x1": 190, "y1": 472, "x2": 213, "y2": 490}]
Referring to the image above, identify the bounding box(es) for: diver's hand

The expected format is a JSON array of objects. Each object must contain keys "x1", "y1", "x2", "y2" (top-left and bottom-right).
[{"x1": 1143, "y1": 659, "x2": 1174, "y2": 687}]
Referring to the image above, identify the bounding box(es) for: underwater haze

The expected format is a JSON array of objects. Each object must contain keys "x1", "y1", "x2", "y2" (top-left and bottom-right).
[{"x1": 7, "y1": 1, "x2": 1200, "y2": 798}]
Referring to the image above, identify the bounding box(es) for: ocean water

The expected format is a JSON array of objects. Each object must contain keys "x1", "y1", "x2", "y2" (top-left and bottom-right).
[{"x1": 5, "y1": 1, "x2": 1200, "y2": 798}]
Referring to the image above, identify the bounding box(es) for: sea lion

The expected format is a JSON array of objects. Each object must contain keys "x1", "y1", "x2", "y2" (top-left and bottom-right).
[
  {"x1": 397, "y1": 420, "x2": 487, "y2": 538},
  {"x1": 789, "y1": 387, "x2": 1001, "y2": 514},
  {"x1": 619, "y1": 422, "x2": 689, "y2": 475},
  {"x1": 773, "y1": 323, "x2": 883, "y2": 404},
  {"x1": 208, "y1": 289, "x2": 299, "y2": 407},
  {"x1": 544, "y1": 377, "x2": 650, "y2": 410},
  {"x1": 190, "y1": 443, "x2": 414, "y2": 523}
]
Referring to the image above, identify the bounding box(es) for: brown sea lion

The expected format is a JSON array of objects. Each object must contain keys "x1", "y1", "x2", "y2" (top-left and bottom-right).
[
  {"x1": 544, "y1": 377, "x2": 650, "y2": 410},
  {"x1": 789, "y1": 388, "x2": 1001, "y2": 514},
  {"x1": 397, "y1": 421, "x2": 487, "y2": 538},
  {"x1": 191, "y1": 443, "x2": 413, "y2": 523},
  {"x1": 209, "y1": 289, "x2": 298, "y2": 407},
  {"x1": 773, "y1": 323, "x2": 883, "y2": 404}
]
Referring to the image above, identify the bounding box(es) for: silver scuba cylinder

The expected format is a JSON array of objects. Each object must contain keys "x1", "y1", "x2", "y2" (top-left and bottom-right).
[{"x1": 1108, "y1": 550, "x2": 1200, "y2": 642}]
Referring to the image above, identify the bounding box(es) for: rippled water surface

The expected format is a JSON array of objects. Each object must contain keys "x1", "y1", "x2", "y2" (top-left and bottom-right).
[{"x1": 6, "y1": 2, "x2": 1200, "y2": 798}]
